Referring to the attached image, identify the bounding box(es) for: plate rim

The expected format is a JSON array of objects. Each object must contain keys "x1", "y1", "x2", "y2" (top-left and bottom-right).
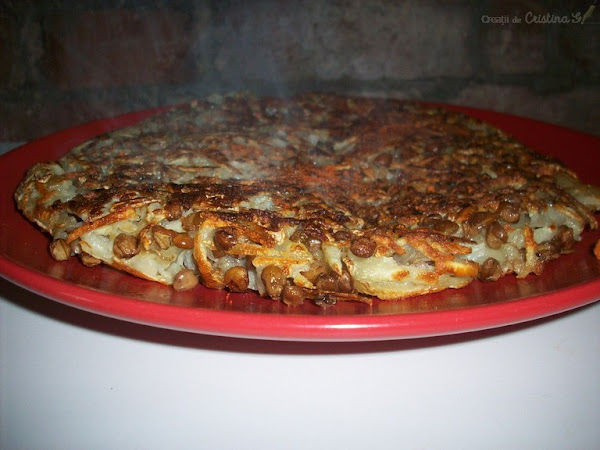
[
  {"x1": 1, "y1": 103, "x2": 599, "y2": 341},
  {"x1": 2, "y1": 252, "x2": 600, "y2": 341}
]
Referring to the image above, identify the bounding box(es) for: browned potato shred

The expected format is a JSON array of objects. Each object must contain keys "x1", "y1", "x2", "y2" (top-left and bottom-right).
[{"x1": 13, "y1": 92, "x2": 600, "y2": 305}]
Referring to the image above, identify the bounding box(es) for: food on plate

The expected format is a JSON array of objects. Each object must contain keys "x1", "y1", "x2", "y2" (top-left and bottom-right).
[{"x1": 14, "y1": 92, "x2": 600, "y2": 305}]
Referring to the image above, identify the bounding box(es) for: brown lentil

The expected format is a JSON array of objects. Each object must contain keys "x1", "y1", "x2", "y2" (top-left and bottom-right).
[
  {"x1": 553, "y1": 225, "x2": 574, "y2": 250},
  {"x1": 350, "y1": 236, "x2": 377, "y2": 258},
  {"x1": 173, "y1": 269, "x2": 199, "y2": 291},
  {"x1": 282, "y1": 285, "x2": 305, "y2": 306},
  {"x1": 49, "y1": 239, "x2": 71, "y2": 261},
  {"x1": 463, "y1": 211, "x2": 496, "y2": 239},
  {"x1": 164, "y1": 203, "x2": 184, "y2": 220},
  {"x1": 152, "y1": 225, "x2": 176, "y2": 250},
  {"x1": 214, "y1": 227, "x2": 238, "y2": 250},
  {"x1": 113, "y1": 233, "x2": 140, "y2": 258},
  {"x1": 80, "y1": 253, "x2": 101, "y2": 267},
  {"x1": 421, "y1": 214, "x2": 442, "y2": 227},
  {"x1": 337, "y1": 270, "x2": 353, "y2": 293},
  {"x1": 69, "y1": 240, "x2": 82, "y2": 255},
  {"x1": 497, "y1": 200, "x2": 520, "y2": 223},
  {"x1": 261, "y1": 264, "x2": 285, "y2": 298},
  {"x1": 181, "y1": 212, "x2": 204, "y2": 231},
  {"x1": 173, "y1": 233, "x2": 194, "y2": 249},
  {"x1": 224, "y1": 266, "x2": 249, "y2": 292},
  {"x1": 315, "y1": 272, "x2": 339, "y2": 291},
  {"x1": 485, "y1": 221, "x2": 508, "y2": 249},
  {"x1": 478, "y1": 257, "x2": 502, "y2": 281},
  {"x1": 290, "y1": 228, "x2": 322, "y2": 252},
  {"x1": 314, "y1": 293, "x2": 337, "y2": 307},
  {"x1": 427, "y1": 218, "x2": 459, "y2": 235},
  {"x1": 536, "y1": 241, "x2": 560, "y2": 262}
]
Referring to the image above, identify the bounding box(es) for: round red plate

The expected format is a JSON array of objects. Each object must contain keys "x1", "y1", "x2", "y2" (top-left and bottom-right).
[{"x1": 1, "y1": 104, "x2": 599, "y2": 341}]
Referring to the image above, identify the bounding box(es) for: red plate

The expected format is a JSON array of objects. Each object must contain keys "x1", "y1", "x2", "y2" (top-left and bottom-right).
[{"x1": 1, "y1": 104, "x2": 599, "y2": 341}]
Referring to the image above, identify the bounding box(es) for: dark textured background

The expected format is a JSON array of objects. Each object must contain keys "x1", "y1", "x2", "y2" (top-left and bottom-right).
[{"x1": 1, "y1": 0, "x2": 598, "y2": 140}]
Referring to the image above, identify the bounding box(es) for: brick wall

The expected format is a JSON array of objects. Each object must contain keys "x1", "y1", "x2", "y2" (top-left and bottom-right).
[{"x1": 1, "y1": 0, "x2": 598, "y2": 141}]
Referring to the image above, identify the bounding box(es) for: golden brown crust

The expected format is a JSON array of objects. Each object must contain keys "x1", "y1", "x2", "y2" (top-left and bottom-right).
[{"x1": 14, "y1": 92, "x2": 600, "y2": 304}]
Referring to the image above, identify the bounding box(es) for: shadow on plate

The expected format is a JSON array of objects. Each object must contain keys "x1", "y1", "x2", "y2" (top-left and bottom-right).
[{"x1": 2, "y1": 277, "x2": 596, "y2": 355}]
